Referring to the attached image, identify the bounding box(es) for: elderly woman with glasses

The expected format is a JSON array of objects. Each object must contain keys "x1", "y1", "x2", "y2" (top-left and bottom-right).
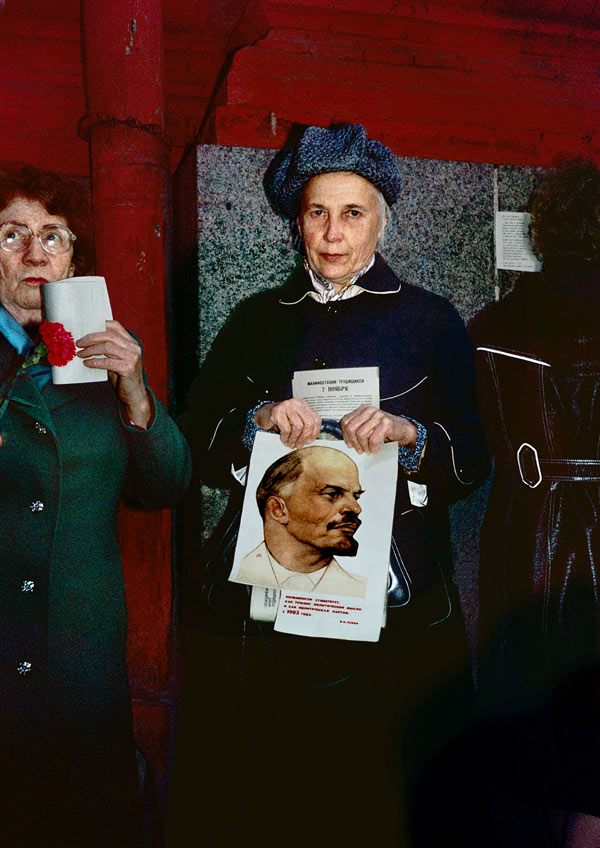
[{"x1": 0, "y1": 165, "x2": 191, "y2": 848}]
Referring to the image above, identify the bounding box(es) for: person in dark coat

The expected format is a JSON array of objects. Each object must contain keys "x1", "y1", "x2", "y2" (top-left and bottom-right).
[
  {"x1": 469, "y1": 159, "x2": 600, "y2": 847},
  {"x1": 169, "y1": 125, "x2": 490, "y2": 847},
  {"x1": 0, "y1": 165, "x2": 191, "y2": 847}
]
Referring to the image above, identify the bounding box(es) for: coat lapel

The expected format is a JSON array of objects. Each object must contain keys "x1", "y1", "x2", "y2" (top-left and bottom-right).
[
  {"x1": 1, "y1": 336, "x2": 101, "y2": 431},
  {"x1": 1, "y1": 336, "x2": 60, "y2": 433},
  {"x1": 4, "y1": 369, "x2": 56, "y2": 433}
]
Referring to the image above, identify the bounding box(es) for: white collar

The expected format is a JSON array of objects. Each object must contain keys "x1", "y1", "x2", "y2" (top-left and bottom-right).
[
  {"x1": 305, "y1": 254, "x2": 375, "y2": 303},
  {"x1": 265, "y1": 545, "x2": 330, "y2": 590}
]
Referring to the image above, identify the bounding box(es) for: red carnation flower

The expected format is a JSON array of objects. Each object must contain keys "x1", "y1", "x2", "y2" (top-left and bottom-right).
[
  {"x1": 39, "y1": 320, "x2": 77, "y2": 367},
  {"x1": 0, "y1": 320, "x2": 78, "y2": 418}
]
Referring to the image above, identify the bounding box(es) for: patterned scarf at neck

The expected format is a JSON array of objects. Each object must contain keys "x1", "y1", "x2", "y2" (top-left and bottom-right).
[
  {"x1": 305, "y1": 254, "x2": 375, "y2": 303},
  {"x1": 0, "y1": 306, "x2": 51, "y2": 390}
]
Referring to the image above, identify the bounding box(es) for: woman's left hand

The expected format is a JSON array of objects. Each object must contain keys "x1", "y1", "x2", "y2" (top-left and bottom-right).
[
  {"x1": 340, "y1": 405, "x2": 418, "y2": 455},
  {"x1": 76, "y1": 320, "x2": 151, "y2": 428}
]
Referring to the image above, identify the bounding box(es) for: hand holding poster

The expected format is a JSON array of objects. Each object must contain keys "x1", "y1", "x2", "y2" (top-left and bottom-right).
[{"x1": 230, "y1": 431, "x2": 398, "y2": 641}]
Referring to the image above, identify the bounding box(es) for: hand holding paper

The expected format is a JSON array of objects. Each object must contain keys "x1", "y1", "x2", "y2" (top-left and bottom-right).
[
  {"x1": 340, "y1": 405, "x2": 418, "y2": 455},
  {"x1": 77, "y1": 320, "x2": 151, "y2": 429},
  {"x1": 41, "y1": 275, "x2": 112, "y2": 384},
  {"x1": 42, "y1": 274, "x2": 150, "y2": 427}
]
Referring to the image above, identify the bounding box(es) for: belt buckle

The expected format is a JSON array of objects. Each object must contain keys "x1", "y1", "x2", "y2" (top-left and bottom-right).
[{"x1": 516, "y1": 442, "x2": 543, "y2": 488}]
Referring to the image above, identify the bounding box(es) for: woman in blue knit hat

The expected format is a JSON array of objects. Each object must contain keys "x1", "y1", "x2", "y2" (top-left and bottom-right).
[{"x1": 170, "y1": 124, "x2": 490, "y2": 848}]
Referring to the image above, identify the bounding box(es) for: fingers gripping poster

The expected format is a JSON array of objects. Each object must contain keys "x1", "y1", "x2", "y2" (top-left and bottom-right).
[{"x1": 229, "y1": 431, "x2": 398, "y2": 642}]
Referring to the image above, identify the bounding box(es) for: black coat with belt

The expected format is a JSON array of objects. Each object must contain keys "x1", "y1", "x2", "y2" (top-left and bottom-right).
[
  {"x1": 469, "y1": 266, "x2": 600, "y2": 817},
  {"x1": 469, "y1": 266, "x2": 600, "y2": 712}
]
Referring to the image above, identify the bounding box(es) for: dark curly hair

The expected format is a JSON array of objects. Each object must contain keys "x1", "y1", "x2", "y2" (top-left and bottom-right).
[
  {"x1": 529, "y1": 158, "x2": 600, "y2": 266},
  {"x1": 0, "y1": 164, "x2": 94, "y2": 275}
]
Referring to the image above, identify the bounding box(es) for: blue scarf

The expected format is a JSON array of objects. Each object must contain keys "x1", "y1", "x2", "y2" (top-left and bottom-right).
[{"x1": 0, "y1": 306, "x2": 51, "y2": 389}]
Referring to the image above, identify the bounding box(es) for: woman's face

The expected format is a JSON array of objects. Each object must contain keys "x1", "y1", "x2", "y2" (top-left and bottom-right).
[
  {"x1": 297, "y1": 171, "x2": 384, "y2": 288},
  {"x1": 0, "y1": 197, "x2": 75, "y2": 328}
]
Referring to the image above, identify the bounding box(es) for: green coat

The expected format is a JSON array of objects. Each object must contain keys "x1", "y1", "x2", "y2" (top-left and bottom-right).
[{"x1": 0, "y1": 337, "x2": 191, "y2": 846}]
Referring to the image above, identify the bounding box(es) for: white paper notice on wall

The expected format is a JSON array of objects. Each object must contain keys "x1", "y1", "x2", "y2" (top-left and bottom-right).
[{"x1": 495, "y1": 212, "x2": 542, "y2": 272}]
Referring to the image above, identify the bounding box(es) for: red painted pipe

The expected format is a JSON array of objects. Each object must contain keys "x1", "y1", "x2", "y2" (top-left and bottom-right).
[{"x1": 80, "y1": 0, "x2": 175, "y2": 809}]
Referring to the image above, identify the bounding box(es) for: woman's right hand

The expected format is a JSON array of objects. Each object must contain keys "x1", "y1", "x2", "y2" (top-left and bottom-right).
[{"x1": 254, "y1": 399, "x2": 322, "y2": 449}]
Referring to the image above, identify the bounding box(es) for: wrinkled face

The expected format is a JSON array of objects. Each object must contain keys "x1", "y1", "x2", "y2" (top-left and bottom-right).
[
  {"x1": 0, "y1": 197, "x2": 75, "y2": 327},
  {"x1": 297, "y1": 171, "x2": 384, "y2": 287},
  {"x1": 280, "y1": 448, "x2": 363, "y2": 556}
]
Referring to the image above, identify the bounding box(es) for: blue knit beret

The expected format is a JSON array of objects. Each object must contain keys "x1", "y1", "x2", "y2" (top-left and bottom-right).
[{"x1": 263, "y1": 124, "x2": 402, "y2": 219}]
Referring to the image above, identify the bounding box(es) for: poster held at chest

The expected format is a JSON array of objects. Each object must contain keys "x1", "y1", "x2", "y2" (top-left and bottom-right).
[{"x1": 229, "y1": 430, "x2": 398, "y2": 642}]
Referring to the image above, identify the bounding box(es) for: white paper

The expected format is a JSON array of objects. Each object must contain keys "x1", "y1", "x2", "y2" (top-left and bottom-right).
[
  {"x1": 292, "y1": 366, "x2": 379, "y2": 418},
  {"x1": 495, "y1": 212, "x2": 542, "y2": 272},
  {"x1": 408, "y1": 480, "x2": 428, "y2": 507},
  {"x1": 42, "y1": 275, "x2": 113, "y2": 384},
  {"x1": 230, "y1": 432, "x2": 398, "y2": 642},
  {"x1": 249, "y1": 586, "x2": 280, "y2": 622}
]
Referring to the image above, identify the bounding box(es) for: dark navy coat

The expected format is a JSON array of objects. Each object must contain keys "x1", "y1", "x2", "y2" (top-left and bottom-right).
[
  {"x1": 184, "y1": 254, "x2": 488, "y2": 611},
  {"x1": 171, "y1": 254, "x2": 490, "y2": 847}
]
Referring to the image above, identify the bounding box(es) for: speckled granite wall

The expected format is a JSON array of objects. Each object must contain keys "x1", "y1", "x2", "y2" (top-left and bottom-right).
[{"x1": 173, "y1": 143, "x2": 542, "y2": 655}]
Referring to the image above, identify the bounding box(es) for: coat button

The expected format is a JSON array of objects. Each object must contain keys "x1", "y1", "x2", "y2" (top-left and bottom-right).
[
  {"x1": 17, "y1": 661, "x2": 32, "y2": 675},
  {"x1": 29, "y1": 500, "x2": 44, "y2": 513},
  {"x1": 34, "y1": 422, "x2": 48, "y2": 435},
  {"x1": 21, "y1": 580, "x2": 35, "y2": 592},
  {"x1": 313, "y1": 356, "x2": 327, "y2": 369}
]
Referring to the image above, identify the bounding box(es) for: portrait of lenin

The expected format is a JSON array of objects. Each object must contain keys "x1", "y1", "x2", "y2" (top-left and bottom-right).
[{"x1": 236, "y1": 445, "x2": 368, "y2": 597}]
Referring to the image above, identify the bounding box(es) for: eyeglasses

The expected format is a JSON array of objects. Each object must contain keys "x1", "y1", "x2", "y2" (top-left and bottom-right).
[{"x1": 0, "y1": 222, "x2": 76, "y2": 256}]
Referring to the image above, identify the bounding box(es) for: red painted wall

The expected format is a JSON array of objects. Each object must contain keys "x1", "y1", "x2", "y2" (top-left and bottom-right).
[
  {"x1": 0, "y1": 15, "x2": 89, "y2": 174},
  {"x1": 3, "y1": 2, "x2": 599, "y2": 177},
  {"x1": 203, "y1": 1, "x2": 600, "y2": 165},
  {"x1": 0, "y1": 0, "x2": 600, "y2": 175}
]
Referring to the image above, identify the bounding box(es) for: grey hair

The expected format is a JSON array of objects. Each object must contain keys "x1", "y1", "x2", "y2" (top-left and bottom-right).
[{"x1": 375, "y1": 187, "x2": 390, "y2": 249}]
